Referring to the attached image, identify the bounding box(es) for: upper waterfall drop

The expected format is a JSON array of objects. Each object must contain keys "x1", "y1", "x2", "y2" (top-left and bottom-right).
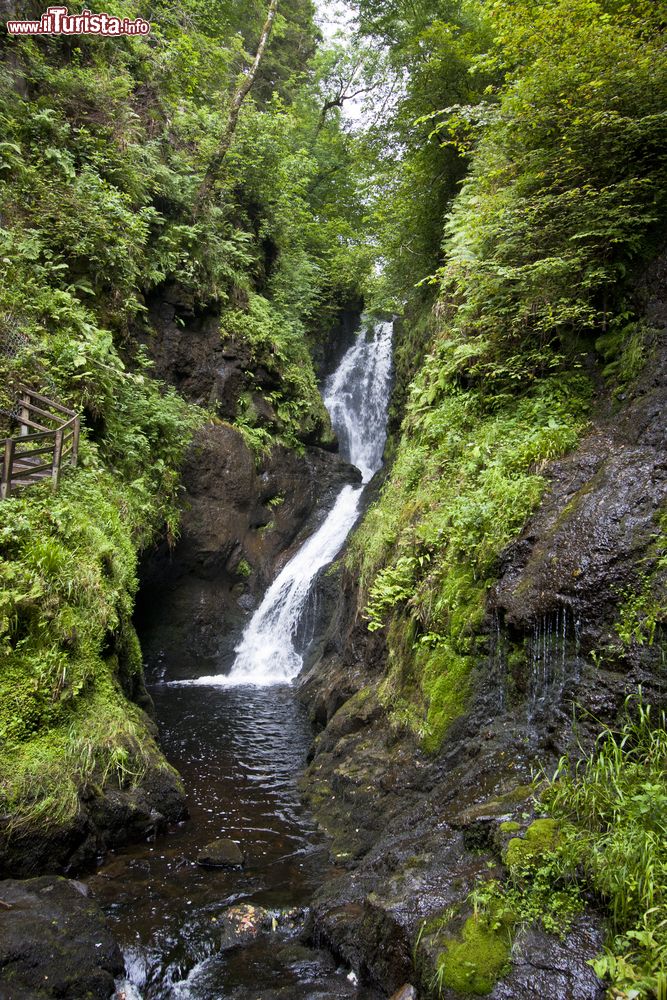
[
  {"x1": 186, "y1": 317, "x2": 393, "y2": 687},
  {"x1": 323, "y1": 317, "x2": 394, "y2": 482}
]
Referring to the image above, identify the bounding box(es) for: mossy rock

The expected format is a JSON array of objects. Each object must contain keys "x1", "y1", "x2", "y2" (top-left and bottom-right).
[
  {"x1": 499, "y1": 821, "x2": 521, "y2": 833},
  {"x1": 505, "y1": 818, "x2": 560, "y2": 871},
  {"x1": 437, "y1": 914, "x2": 512, "y2": 996},
  {"x1": 419, "y1": 645, "x2": 473, "y2": 753},
  {"x1": 496, "y1": 783, "x2": 537, "y2": 806}
]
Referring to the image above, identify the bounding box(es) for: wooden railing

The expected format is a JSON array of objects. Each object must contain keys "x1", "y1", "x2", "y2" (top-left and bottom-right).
[{"x1": 0, "y1": 386, "x2": 80, "y2": 500}]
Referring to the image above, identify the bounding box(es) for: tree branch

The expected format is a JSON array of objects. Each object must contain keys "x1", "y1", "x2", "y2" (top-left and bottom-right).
[{"x1": 196, "y1": 0, "x2": 279, "y2": 210}]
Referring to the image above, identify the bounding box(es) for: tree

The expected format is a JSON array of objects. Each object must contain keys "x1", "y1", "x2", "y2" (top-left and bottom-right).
[{"x1": 196, "y1": 0, "x2": 279, "y2": 208}]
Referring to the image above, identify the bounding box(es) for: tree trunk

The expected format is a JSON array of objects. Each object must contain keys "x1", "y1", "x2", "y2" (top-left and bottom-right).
[{"x1": 195, "y1": 0, "x2": 279, "y2": 210}]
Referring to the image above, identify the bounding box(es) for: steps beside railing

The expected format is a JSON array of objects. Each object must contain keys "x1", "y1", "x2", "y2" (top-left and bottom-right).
[{"x1": 0, "y1": 386, "x2": 80, "y2": 500}]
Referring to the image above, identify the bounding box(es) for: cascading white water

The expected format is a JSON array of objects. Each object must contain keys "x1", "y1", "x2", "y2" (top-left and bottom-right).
[
  {"x1": 323, "y1": 318, "x2": 393, "y2": 484},
  {"x1": 184, "y1": 317, "x2": 393, "y2": 687}
]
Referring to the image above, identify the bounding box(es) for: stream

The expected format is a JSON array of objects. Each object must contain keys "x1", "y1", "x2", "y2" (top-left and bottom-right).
[{"x1": 89, "y1": 318, "x2": 393, "y2": 999}]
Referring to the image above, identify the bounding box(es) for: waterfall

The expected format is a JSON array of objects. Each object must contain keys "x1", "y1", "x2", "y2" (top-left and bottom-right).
[
  {"x1": 322, "y1": 319, "x2": 393, "y2": 484},
  {"x1": 184, "y1": 318, "x2": 393, "y2": 687}
]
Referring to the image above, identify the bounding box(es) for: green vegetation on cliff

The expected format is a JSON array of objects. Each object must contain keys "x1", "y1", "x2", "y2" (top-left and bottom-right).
[
  {"x1": 343, "y1": 2, "x2": 667, "y2": 994},
  {"x1": 464, "y1": 702, "x2": 667, "y2": 998},
  {"x1": 350, "y1": 0, "x2": 667, "y2": 750},
  {"x1": 0, "y1": 0, "x2": 370, "y2": 842}
]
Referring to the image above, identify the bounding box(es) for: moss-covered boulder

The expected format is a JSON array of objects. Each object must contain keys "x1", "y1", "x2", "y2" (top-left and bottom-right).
[
  {"x1": 437, "y1": 913, "x2": 513, "y2": 996},
  {"x1": 505, "y1": 819, "x2": 560, "y2": 872}
]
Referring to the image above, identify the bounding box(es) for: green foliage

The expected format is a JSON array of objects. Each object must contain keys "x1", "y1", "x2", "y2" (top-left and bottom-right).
[
  {"x1": 349, "y1": 329, "x2": 590, "y2": 748},
  {"x1": 0, "y1": 0, "x2": 371, "y2": 835},
  {"x1": 613, "y1": 513, "x2": 667, "y2": 651},
  {"x1": 221, "y1": 291, "x2": 332, "y2": 450},
  {"x1": 504, "y1": 818, "x2": 560, "y2": 871},
  {"x1": 596, "y1": 322, "x2": 657, "y2": 393},
  {"x1": 347, "y1": 0, "x2": 665, "y2": 761},
  {"x1": 356, "y1": 0, "x2": 496, "y2": 309},
  {"x1": 546, "y1": 701, "x2": 667, "y2": 995},
  {"x1": 0, "y1": 467, "x2": 181, "y2": 829},
  {"x1": 472, "y1": 700, "x2": 667, "y2": 998},
  {"x1": 0, "y1": 0, "x2": 372, "y2": 447},
  {"x1": 236, "y1": 557, "x2": 252, "y2": 579},
  {"x1": 429, "y1": 0, "x2": 667, "y2": 356}
]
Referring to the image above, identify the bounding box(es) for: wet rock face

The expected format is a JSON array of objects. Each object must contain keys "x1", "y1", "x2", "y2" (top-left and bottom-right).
[
  {"x1": 140, "y1": 284, "x2": 359, "y2": 442},
  {"x1": 490, "y1": 919, "x2": 606, "y2": 1000},
  {"x1": 492, "y1": 339, "x2": 667, "y2": 655},
  {"x1": 136, "y1": 422, "x2": 360, "y2": 676},
  {"x1": 298, "y1": 336, "x2": 667, "y2": 996},
  {"x1": 0, "y1": 876, "x2": 123, "y2": 999},
  {"x1": 140, "y1": 285, "x2": 246, "y2": 414},
  {"x1": 300, "y1": 596, "x2": 609, "y2": 1000}
]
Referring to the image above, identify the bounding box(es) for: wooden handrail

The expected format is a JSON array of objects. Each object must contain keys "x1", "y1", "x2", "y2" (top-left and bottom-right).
[
  {"x1": 0, "y1": 388, "x2": 80, "y2": 499},
  {"x1": 17, "y1": 384, "x2": 76, "y2": 417}
]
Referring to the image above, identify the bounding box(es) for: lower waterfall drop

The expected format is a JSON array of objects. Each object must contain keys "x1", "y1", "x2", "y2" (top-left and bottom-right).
[{"x1": 187, "y1": 317, "x2": 393, "y2": 687}]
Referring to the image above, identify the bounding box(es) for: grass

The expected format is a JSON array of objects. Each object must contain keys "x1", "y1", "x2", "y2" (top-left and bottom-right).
[
  {"x1": 465, "y1": 697, "x2": 667, "y2": 999},
  {"x1": 0, "y1": 675, "x2": 169, "y2": 833},
  {"x1": 0, "y1": 459, "x2": 180, "y2": 833},
  {"x1": 347, "y1": 328, "x2": 591, "y2": 750}
]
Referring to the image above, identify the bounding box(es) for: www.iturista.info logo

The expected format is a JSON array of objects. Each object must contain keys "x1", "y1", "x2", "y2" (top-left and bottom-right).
[{"x1": 6, "y1": 6, "x2": 151, "y2": 36}]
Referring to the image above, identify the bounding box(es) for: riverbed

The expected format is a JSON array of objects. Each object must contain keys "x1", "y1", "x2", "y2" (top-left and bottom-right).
[{"x1": 89, "y1": 682, "x2": 381, "y2": 999}]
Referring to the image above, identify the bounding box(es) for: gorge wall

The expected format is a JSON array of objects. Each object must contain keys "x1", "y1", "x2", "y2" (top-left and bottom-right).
[{"x1": 293, "y1": 260, "x2": 667, "y2": 998}]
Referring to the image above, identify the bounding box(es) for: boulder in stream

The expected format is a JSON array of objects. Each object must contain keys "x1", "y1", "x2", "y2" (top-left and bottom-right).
[{"x1": 196, "y1": 837, "x2": 244, "y2": 868}]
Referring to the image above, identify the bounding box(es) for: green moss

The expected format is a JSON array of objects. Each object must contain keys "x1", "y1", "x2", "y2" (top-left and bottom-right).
[
  {"x1": 437, "y1": 914, "x2": 512, "y2": 996},
  {"x1": 505, "y1": 819, "x2": 560, "y2": 871},
  {"x1": 497, "y1": 783, "x2": 536, "y2": 806},
  {"x1": 420, "y1": 644, "x2": 472, "y2": 752},
  {"x1": 0, "y1": 461, "x2": 193, "y2": 831},
  {"x1": 333, "y1": 686, "x2": 373, "y2": 724},
  {"x1": 236, "y1": 558, "x2": 252, "y2": 579},
  {"x1": 499, "y1": 821, "x2": 521, "y2": 833},
  {"x1": 0, "y1": 671, "x2": 180, "y2": 832}
]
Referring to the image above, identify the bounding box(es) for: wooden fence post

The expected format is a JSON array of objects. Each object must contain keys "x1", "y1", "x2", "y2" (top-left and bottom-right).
[
  {"x1": 1, "y1": 438, "x2": 15, "y2": 499},
  {"x1": 19, "y1": 391, "x2": 30, "y2": 436},
  {"x1": 52, "y1": 428, "x2": 63, "y2": 491},
  {"x1": 71, "y1": 417, "x2": 80, "y2": 467}
]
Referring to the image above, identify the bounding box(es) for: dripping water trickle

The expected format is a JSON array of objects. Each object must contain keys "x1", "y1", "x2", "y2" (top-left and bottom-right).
[{"x1": 528, "y1": 605, "x2": 578, "y2": 714}]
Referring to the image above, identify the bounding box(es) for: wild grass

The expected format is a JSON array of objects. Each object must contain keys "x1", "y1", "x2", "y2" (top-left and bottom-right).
[
  {"x1": 543, "y1": 699, "x2": 667, "y2": 998},
  {"x1": 468, "y1": 698, "x2": 667, "y2": 999}
]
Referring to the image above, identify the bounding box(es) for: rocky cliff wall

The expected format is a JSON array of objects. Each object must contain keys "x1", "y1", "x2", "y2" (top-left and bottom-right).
[{"x1": 296, "y1": 262, "x2": 667, "y2": 997}]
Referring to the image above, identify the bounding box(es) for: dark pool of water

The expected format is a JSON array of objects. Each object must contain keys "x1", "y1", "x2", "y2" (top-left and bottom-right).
[{"x1": 87, "y1": 683, "x2": 379, "y2": 1000}]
